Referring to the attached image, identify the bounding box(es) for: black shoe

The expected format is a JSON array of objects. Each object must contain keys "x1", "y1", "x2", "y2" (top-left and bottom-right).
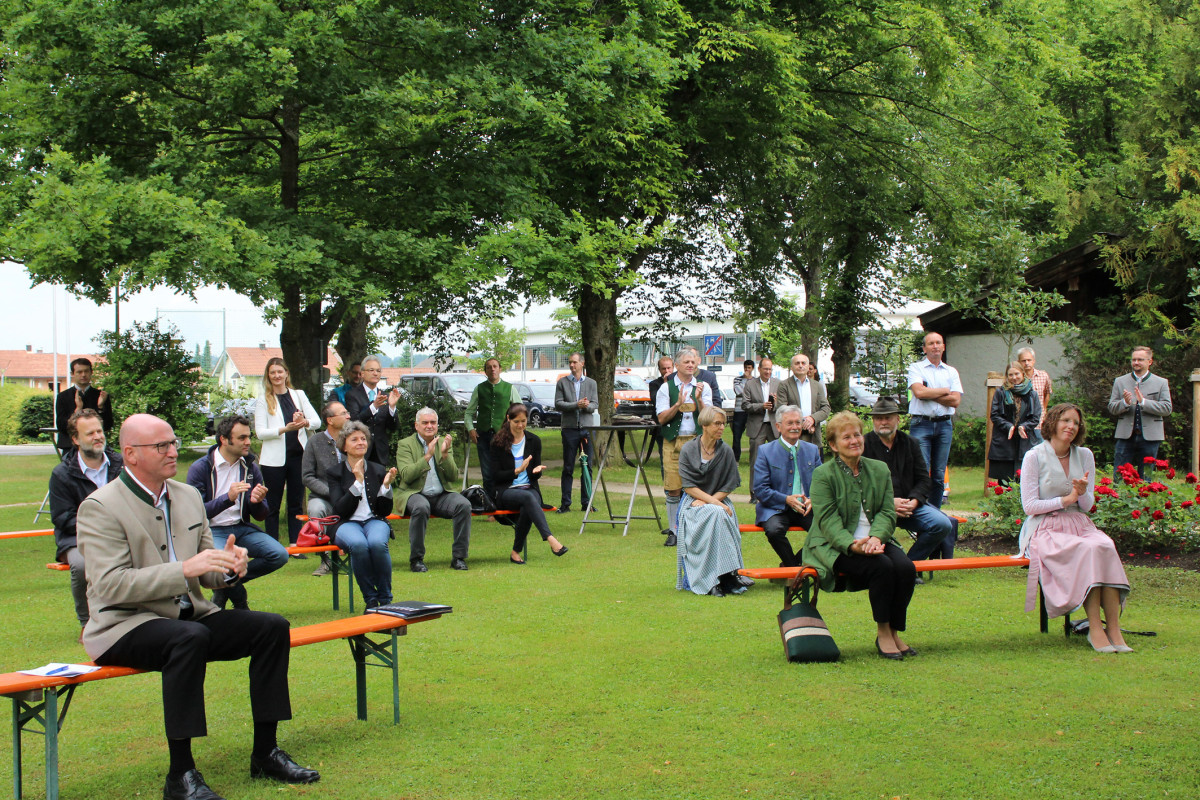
[
  {"x1": 875, "y1": 637, "x2": 904, "y2": 661},
  {"x1": 900, "y1": 645, "x2": 919, "y2": 657},
  {"x1": 552, "y1": 544, "x2": 569, "y2": 557},
  {"x1": 410, "y1": 560, "x2": 428, "y2": 573},
  {"x1": 509, "y1": 555, "x2": 526, "y2": 565},
  {"x1": 210, "y1": 589, "x2": 228, "y2": 610},
  {"x1": 451, "y1": 558, "x2": 469, "y2": 571},
  {"x1": 708, "y1": 585, "x2": 725, "y2": 597},
  {"x1": 664, "y1": 532, "x2": 677, "y2": 547},
  {"x1": 555, "y1": 506, "x2": 571, "y2": 514},
  {"x1": 164, "y1": 768, "x2": 224, "y2": 800},
  {"x1": 289, "y1": 553, "x2": 309, "y2": 560},
  {"x1": 250, "y1": 747, "x2": 320, "y2": 784}
]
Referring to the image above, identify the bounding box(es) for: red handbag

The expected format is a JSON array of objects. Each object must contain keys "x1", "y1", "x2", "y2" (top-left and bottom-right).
[{"x1": 296, "y1": 515, "x2": 339, "y2": 547}]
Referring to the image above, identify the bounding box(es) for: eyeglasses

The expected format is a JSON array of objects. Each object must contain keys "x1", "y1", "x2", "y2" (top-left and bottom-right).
[{"x1": 130, "y1": 438, "x2": 182, "y2": 454}]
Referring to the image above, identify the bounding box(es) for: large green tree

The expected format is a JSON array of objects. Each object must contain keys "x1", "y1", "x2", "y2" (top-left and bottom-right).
[{"x1": 0, "y1": 0, "x2": 536, "y2": 396}]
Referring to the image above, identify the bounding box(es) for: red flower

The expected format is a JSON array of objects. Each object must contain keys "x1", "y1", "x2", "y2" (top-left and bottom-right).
[
  {"x1": 1131, "y1": 510, "x2": 1142, "y2": 519},
  {"x1": 1182, "y1": 501, "x2": 1193, "y2": 509},
  {"x1": 1144, "y1": 456, "x2": 1157, "y2": 464},
  {"x1": 1152, "y1": 510, "x2": 1165, "y2": 520},
  {"x1": 1186, "y1": 473, "x2": 1198, "y2": 484},
  {"x1": 1014, "y1": 518, "x2": 1023, "y2": 525},
  {"x1": 994, "y1": 486, "x2": 1004, "y2": 495},
  {"x1": 981, "y1": 511, "x2": 990, "y2": 517},
  {"x1": 1155, "y1": 459, "x2": 1169, "y2": 468},
  {"x1": 986, "y1": 480, "x2": 998, "y2": 488},
  {"x1": 1167, "y1": 468, "x2": 1176, "y2": 479},
  {"x1": 1090, "y1": 504, "x2": 1097, "y2": 513},
  {"x1": 1165, "y1": 501, "x2": 1172, "y2": 509},
  {"x1": 1015, "y1": 469, "x2": 1021, "y2": 479},
  {"x1": 1100, "y1": 477, "x2": 1113, "y2": 486}
]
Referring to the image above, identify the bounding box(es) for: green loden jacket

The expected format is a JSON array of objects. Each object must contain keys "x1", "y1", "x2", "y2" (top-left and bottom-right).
[
  {"x1": 800, "y1": 457, "x2": 897, "y2": 592},
  {"x1": 394, "y1": 432, "x2": 462, "y2": 512}
]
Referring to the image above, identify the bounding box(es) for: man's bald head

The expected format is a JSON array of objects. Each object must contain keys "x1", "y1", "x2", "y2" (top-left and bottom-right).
[{"x1": 120, "y1": 414, "x2": 180, "y2": 489}]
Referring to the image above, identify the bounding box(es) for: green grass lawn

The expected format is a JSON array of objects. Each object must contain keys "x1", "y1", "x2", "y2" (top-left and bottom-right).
[{"x1": 2, "y1": 454, "x2": 1199, "y2": 799}]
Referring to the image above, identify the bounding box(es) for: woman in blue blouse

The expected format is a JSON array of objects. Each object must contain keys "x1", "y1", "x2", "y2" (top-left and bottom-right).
[{"x1": 489, "y1": 403, "x2": 568, "y2": 563}]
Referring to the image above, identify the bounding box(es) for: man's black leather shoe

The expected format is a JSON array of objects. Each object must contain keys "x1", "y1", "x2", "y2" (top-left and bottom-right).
[
  {"x1": 664, "y1": 533, "x2": 677, "y2": 547},
  {"x1": 250, "y1": 747, "x2": 320, "y2": 784},
  {"x1": 410, "y1": 560, "x2": 428, "y2": 573},
  {"x1": 164, "y1": 768, "x2": 224, "y2": 800},
  {"x1": 451, "y1": 558, "x2": 468, "y2": 571},
  {"x1": 554, "y1": 506, "x2": 571, "y2": 514}
]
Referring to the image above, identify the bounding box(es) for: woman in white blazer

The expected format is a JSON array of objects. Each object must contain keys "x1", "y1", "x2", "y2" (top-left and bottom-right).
[{"x1": 254, "y1": 357, "x2": 320, "y2": 546}]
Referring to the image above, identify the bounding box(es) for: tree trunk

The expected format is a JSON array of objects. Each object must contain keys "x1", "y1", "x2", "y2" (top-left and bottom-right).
[
  {"x1": 334, "y1": 306, "x2": 371, "y2": 372},
  {"x1": 579, "y1": 285, "x2": 618, "y2": 427}
]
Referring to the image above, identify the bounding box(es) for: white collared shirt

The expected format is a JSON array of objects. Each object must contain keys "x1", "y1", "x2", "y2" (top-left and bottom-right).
[
  {"x1": 792, "y1": 376, "x2": 812, "y2": 418},
  {"x1": 210, "y1": 453, "x2": 246, "y2": 527},
  {"x1": 906, "y1": 358, "x2": 963, "y2": 418},
  {"x1": 77, "y1": 450, "x2": 111, "y2": 489},
  {"x1": 419, "y1": 436, "x2": 445, "y2": 496}
]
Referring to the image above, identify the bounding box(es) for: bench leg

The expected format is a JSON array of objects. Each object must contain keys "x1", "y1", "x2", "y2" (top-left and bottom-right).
[
  {"x1": 347, "y1": 628, "x2": 406, "y2": 724},
  {"x1": 329, "y1": 552, "x2": 354, "y2": 614},
  {"x1": 8, "y1": 685, "x2": 69, "y2": 800}
]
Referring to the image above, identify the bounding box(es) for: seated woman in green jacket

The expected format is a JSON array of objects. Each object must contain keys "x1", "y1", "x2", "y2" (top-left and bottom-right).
[{"x1": 801, "y1": 411, "x2": 918, "y2": 660}]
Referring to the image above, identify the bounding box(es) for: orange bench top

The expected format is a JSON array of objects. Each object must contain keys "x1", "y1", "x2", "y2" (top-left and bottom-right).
[
  {"x1": 739, "y1": 555, "x2": 1030, "y2": 581},
  {"x1": 0, "y1": 613, "x2": 443, "y2": 697},
  {"x1": 738, "y1": 525, "x2": 805, "y2": 533},
  {"x1": 0, "y1": 529, "x2": 54, "y2": 540}
]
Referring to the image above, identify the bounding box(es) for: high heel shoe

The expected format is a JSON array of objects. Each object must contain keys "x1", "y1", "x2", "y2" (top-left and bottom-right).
[
  {"x1": 1105, "y1": 626, "x2": 1134, "y2": 652},
  {"x1": 509, "y1": 555, "x2": 526, "y2": 565},
  {"x1": 552, "y1": 545, "x2": 569, "y2": 557},
  {"x1": 899, "y1": 645, "x2": 918, "y2": 657},
  {"x1": 1087, "y1": 631, "x2": 1117, "y2": 653},
  {"x1": 875, "y1": 637, "x2": 903, "y2": 661}
]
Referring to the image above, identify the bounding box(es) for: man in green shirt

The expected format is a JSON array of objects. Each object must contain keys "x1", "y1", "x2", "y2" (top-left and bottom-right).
[{"x1": 464, "y1": 358, "x2": 521, "y2": 493}]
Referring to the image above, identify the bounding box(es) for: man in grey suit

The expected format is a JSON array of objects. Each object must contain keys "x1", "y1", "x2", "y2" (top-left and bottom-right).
[
  {"x1": 554, "y1": 352, "x2": 599, "y2": 513},
  {"x1": 776, "y1": 353, "x2": 831, "y2": 450},
  {"x1": 78, "y1": 414, "x2": 317, "y2": 800},
  {"x1": 1108, "y1": 345, "x2": 1173, "y2": 479},
  {"x1": 301, "y1": 400, "x2": 349, "y2": 576},
  {"x1": 742, "y1": 357, "x2": 781, "y2": 497}
]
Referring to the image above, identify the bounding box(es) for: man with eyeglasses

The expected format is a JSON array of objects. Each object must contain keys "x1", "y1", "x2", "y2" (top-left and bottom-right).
[
  {"x1": 301, "y1": 401, "x2": 350, "y2": 576},
  {"x1": 186, "y1": 415, "x2": 289, "y2": 609},
  {"x1": 78, "y1": 414, "x2": 319, "y2": 800},
  {"x1": 344, "y1": 356, "x2": 400, "y2": 467}
]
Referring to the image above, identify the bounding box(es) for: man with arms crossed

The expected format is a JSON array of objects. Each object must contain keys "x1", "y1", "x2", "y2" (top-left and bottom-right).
[
  {"x1": 730, "y1": 359, "x2": 754, "y2": 463},
  {"x1": 554, "y1": 352, "x2": 599, "y2": 513},
  {"x1": 863, "y1": 396, "x2": 958, "y2": 567},
  {"x1": 656, "y1": 347, "x2": 713, "y2": 546},
  {"x1": 465, "y1": 357, "x2": 521, "y2": 494},
  {"x1": 1108, "y1": 345, "x2": 1172, "y2": 479},
  {"x1": 907, "y1": 332, "x2": 962, "y2": 509},
  {"x1": 396, "y1": 407, "x2": 472, "y2": 572},
  {"x1": 301, "y1": 400, "x2": 349, "y2": 576},
  {"x1": 49, "y1": 409, "x2": 123, "y2": 637},
  {"x1": 187, "y1": 415, "x2": 289, "y2": 610},
  {"x1": 776, "y1": 353, "x2": 831, "y2": 449},
  {"x1": 752, "y1": 405, "x2": 821, "y2": 567},
  {"x1": 79, "y1": 414, "x2": 317, "y2": 800}
]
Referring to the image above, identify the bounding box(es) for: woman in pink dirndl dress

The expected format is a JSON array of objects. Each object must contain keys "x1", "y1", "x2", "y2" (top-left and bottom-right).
[{"x1": 1018, "y1": 403, "x2": 1132, "y2": 653}]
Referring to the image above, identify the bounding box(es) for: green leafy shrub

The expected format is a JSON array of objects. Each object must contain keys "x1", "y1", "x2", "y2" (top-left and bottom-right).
[
  {"x1": 0, "y1": 385, "x2": 49, "y2": 444},
  {"x1": 18, "y1": 393, "x2": 55, "y2": 441},
  {"x1": 949, "y1": 415, "x2": 988, "y2": 467},
  {"x1": 966, "y1": 458, "x2": 1200, "y2": 552}
]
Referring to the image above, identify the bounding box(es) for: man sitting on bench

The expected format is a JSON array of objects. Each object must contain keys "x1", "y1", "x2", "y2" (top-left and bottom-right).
[
  {"x1": 79, "y1": 413, "x2": 318, "y2": 800},
  {"x1": 752, "y1": 405, "x2": 821, "y2": 567},
  {"x1": 861, "y1": 396, "x2": 958, "y2": 570},
  {"x1": 395, "y1": 407, "x2": 472, "y2": 572}
]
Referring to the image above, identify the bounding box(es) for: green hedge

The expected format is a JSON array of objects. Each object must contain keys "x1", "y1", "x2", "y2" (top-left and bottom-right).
[{"x1": 0, "y1": 385, "x2": 51, "y2": 444}]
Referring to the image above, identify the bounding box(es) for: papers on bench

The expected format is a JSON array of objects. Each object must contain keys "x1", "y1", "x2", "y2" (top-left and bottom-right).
[
  {"x1": 367, "y1": 601, "x2": 453, "y2": 620},
  {"x1": 21, "y1": 663, "x2": 101, "y2": 678}
]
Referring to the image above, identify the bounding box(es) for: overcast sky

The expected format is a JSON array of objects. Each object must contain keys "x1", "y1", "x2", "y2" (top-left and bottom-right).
[{"x1": 0, "y1": 260, "x2": 566, "y2": 358}]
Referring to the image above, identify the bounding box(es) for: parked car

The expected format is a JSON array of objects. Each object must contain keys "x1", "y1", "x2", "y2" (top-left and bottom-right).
[
  {"x1": 397, "y1": 373, "x2": 486, "y2": 408},
  {"x1": 512, "y1": 381, "x2": 561, "y2": 428},
  {"x1": 203, "y1": 398, "x2": 255, "y2": 436},
  {"x1": 848, "y1": 382, "x2": 879, "y2": 408},
  {"x1": 613, "y1": 374, "x2": 655, "y2": 419}
]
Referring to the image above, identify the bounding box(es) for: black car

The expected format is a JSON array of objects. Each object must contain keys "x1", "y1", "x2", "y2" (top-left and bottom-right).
[{"x1": 512, "y1": 381, "x2": 561, "y2": 428}]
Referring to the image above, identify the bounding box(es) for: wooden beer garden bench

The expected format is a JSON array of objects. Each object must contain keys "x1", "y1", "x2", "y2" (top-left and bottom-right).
[{"x1": 0, "y1": 611, "x2": 447, "y2": 800}]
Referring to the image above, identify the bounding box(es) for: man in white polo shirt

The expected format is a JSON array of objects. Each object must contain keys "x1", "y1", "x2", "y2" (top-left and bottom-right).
[
  {"x1": 906, "y1": 332, "x2": 962, "y2": 509},
  {"x1": 656, "y1": 347, "x2": 713, "y2": 547}
]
